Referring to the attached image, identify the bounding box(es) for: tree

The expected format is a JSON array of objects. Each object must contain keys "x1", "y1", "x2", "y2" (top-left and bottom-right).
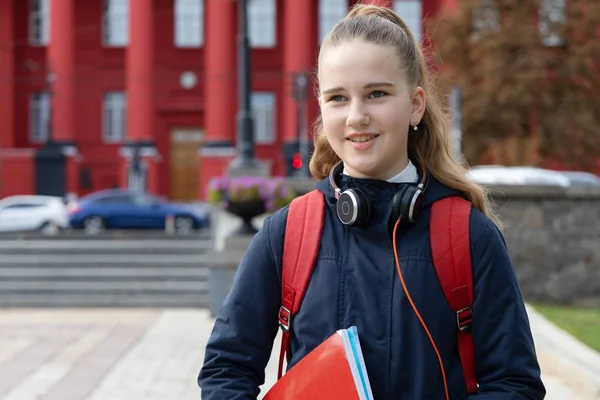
[{"x1": 430, "y1": 0, "x2": 600, "y2": 170}]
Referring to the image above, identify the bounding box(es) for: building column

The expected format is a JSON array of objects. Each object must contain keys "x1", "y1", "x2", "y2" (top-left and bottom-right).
[
  {"x1": 199, "y1": 0, "x2": 237, "y2": 198},
  {"x1": 429, "y1": 0, "x2": 449, "y2": 17},
  {"x1": 121, "y1": 0, "x2": 159, "y2": 194},
  {"x1": 46, "y1": 0, "x2": 79, "y2": 196},
  {"x1": 0, "y1": 0, "x2": 15, "y2": 150},
  {"x1": 48, "y1": 0, "x2": 76, "y2": 142},
  {"x1": 282, "y1": 0, "x2": 317, "y2": 176}
]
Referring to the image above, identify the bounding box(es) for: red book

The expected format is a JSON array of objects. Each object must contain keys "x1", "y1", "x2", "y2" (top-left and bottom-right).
[{"x1": 264, "y1": 326, "x2": 374, "y2": 400}]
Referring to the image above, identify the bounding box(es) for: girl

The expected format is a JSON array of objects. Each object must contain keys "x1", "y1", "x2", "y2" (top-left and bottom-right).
[{"x1": 199, "y1": 4, "x2": 545, "y2": 399}]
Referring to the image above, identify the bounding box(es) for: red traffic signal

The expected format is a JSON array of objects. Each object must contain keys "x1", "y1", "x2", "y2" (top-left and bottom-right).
[{"x1": 292, "y1": 152, "x2": 303, "y2": 169}]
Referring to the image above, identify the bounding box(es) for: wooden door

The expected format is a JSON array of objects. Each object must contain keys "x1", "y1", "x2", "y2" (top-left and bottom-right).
[{"x1": 170, "y1": 128, "x2": 203, "y2": 201}]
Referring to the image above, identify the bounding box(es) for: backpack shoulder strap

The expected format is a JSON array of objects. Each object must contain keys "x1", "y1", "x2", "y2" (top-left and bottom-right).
[
  {"x1": 277, "y1": 189, "x2": 325, "y2": 379},
  {"x1": 430, "y1": 196, "x2": 478, "y2": 394}
]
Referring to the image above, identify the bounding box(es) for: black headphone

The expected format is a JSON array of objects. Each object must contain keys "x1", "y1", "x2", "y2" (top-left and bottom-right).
[{"x1": 329, "y1": 161, "x2": 427, "y2": 227}]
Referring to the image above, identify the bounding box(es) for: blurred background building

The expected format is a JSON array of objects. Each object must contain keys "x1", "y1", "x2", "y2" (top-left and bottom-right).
[
  {"x1": 0, "y1": 0, "x2": 448, "y2": 201},
  {"x1": 2, "y1": 0, "x2": 598, "y2": 203}
]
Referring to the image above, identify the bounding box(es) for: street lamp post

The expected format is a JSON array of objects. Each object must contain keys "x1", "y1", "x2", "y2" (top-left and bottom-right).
[
  {"x1": 292, "y1": 72, "x2": 310, "y2": 177},
  {"x1": 227, "y1": 0, "x2": 266, "y2": 177}
]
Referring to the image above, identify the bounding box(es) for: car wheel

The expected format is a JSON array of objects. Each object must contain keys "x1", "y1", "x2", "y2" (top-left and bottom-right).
[
  {"x1": 174, "y1": 216, "x2": 194, "y2": 234},
  {"x1": 83, "y1": 216, "x2": 105, "y2": 235},
  {"x1": 38, "y1": 221, "x2": 59, "y2": 236}
]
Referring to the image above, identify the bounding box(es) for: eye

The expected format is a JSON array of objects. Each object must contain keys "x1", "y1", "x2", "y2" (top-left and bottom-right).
[
  {"x1": 369, "y1": 90, "x2": 387, "y2": 99},
  {"x1": 328, "y1": 95, "x2": 345, "y2": 102}
]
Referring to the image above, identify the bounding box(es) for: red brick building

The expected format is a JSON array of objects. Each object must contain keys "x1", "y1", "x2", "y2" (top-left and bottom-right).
[{"x1": 0, "y1": 0, "x2": 446, "y2": 201}]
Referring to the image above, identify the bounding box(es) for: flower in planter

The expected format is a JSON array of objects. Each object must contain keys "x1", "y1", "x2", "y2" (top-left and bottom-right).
[{"x1": 207, "y1": 176, "x2": 297, "y2": 213}]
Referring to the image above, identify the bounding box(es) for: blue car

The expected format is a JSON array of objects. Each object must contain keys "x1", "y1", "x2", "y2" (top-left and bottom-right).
[{"x1": 67, "y1": 189, "x2": 211, "y2": 234}]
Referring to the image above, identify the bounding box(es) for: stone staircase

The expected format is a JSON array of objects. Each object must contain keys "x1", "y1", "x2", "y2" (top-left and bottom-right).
[{"x1": 0, "y1": 232, "x2": 213, "y2": 307}]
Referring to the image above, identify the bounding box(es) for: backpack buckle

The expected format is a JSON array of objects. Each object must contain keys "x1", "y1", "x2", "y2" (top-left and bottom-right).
[
  {"x1": 278, "y1": 306, "x2": 291, "y2": 332},
  {"x1": 456, "y1": 307, "x2": 473, "y2": 334}
]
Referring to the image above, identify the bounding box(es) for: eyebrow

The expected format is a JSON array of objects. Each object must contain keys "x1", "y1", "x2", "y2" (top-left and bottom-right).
[{"x1": 320, "y1": 82, "x2": 395, "y2": 95}]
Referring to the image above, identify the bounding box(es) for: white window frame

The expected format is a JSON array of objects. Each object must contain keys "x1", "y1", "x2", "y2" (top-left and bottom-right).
[
  {"x1": 175, "y1": 0, "x2": 204, "y2": 48},
  {"x1": 539, "y1": 0, "x2": 566, "y2": 47},
  {"x1": 319, "y1": 0, "x2": 348, "y2": 43},
  {"x1": 393, "y1": 1, "x2": 423, "y2": 44},
  {"x1": 249, "y1": 0, "x2": 276, "y2": 48},
  {"x1": 103, "y1": 0, "x2": 129, "y2": 47},
  {"x1": 103, "y1": 91, "x2": 127, "y2": 143},
  {"x1": 29, "y1": 0, "x2": 51, "y2": 46},
  {"x1": 472, "y1": 0, "x2": 500, "y2": 39},
  {"x1": 251, "y1": 92, "x2": 276, "y2": 145},
  {"x1": 29, "y1": 91, "x2": 51, "y2": 143}
]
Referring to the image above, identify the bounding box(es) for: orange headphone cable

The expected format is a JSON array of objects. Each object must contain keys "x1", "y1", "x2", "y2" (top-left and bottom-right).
[{"x1": 393, "y1": 218, "x2": 450, "y2": 400}]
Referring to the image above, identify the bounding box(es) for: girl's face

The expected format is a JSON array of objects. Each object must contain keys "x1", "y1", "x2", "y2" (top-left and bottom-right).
[{"x1": 318, "y1": 39, "x2": 426, "y2": 180}]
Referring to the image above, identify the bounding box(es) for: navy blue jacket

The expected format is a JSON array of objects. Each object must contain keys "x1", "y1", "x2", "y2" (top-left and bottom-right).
[{"x1": 199, "y1": 174, "x2": 546, "y2": 399}]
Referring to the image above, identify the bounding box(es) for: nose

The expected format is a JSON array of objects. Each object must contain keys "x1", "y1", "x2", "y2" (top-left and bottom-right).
[{"x1": 346, "y1": 100, "x2": 369, "y2": 128}]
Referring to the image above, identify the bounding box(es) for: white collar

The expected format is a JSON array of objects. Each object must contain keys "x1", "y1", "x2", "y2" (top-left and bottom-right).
[{"x1": 343, "y1": 160, "x2": 418, "y2": 183}]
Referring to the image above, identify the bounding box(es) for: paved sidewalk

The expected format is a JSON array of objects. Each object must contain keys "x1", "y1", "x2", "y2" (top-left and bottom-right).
[{"x1": 0, "y1": 308, "x2": 596, "y2": 400}]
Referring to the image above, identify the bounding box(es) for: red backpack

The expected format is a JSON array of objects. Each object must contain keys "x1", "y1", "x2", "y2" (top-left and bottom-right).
[{"x1": 277, "y1": 189, "x2": 478, "y2": 394}]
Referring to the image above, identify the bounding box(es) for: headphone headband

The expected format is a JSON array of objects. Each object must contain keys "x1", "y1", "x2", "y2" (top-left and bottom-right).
[{"x1": 329, "y1": 161, "x2": 344, "y2": 199}]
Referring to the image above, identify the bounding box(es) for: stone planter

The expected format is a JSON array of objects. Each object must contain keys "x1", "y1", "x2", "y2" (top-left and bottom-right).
[{"x1": 225, "y1": 199, "x2": 267, "y2": 235}]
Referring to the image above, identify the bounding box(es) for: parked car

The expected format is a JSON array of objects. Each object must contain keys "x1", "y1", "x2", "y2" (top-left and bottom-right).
[
  {"x1": 467, "y1": 165, "x2": 600, "y2": 187},
  {"x1": 0, "y1": 195, "x2": 69, "y2": 234},
  {"x1": 555, "y1": 170, "x2": 600, "y2": 187},
  {"x1": 67, "y1": 189, "x2": 211, "y2": 234}
]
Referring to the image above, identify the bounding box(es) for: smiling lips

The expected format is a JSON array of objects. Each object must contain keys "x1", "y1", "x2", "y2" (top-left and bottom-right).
[{"x1": 346, "y1": 133, "x2": 380, "y2": 150}]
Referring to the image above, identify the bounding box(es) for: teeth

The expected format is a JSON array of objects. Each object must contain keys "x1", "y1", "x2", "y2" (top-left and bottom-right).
[{"x1": 349, "y1": 136, "x2": 376, "y2": 143}]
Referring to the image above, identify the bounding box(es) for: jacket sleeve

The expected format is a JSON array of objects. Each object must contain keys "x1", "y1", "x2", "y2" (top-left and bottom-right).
[
  {"x1": 198, "y1": 213, "x2": 283, "y2": 399},
  {"x1": 467, "y1": 211, "x2": 546, "y2": 399}
]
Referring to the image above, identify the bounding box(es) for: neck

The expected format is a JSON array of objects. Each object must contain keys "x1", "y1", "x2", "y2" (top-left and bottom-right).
[{"x1": 342, "y1": 160, "x2": 418, "y2": 184}]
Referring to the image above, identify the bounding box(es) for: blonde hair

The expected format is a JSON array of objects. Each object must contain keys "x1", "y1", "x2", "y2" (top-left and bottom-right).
[{"x1": 309, "y1": 3, "x2": 502, "y2": 229}]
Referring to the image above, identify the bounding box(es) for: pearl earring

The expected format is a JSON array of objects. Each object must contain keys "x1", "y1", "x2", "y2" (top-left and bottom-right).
[{"x1": 413, "y1": 121, "x2": 418, "y2": 131}]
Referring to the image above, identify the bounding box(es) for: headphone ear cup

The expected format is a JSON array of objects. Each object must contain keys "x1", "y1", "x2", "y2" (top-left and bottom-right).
[
  {"x1": 402, "y1": 186, "x2": 423, "y2": 223},
  {"x1": 390, "y1": 186, "x2": 409, "y2": 223},
  {"x1": 337, "y1": 188, "x2": 371, "y2": 226},
  {"x1": 390, "y1": 185, "x2": 424, "y2": 224},
  {"x1": 356, "y1": 189, "x2": 371, "y2": 225}
]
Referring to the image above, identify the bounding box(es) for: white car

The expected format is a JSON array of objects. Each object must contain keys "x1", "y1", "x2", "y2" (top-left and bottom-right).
[
  {"x1": 0, "y1": 195, "x2": 70, "y2": 234},
  {"x1": 467, "y1": 165, "x2": 600, "y2": 187}
]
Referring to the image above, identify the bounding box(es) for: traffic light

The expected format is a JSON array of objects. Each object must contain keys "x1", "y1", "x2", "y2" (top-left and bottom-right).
[{"x1": 292, "y1": 152, "x2": 303, "y2": 170}]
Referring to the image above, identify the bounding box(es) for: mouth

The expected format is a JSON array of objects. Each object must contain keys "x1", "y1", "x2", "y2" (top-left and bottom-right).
[{"x1": 347, "y1": 134, "x2": 380, "y2": 143}]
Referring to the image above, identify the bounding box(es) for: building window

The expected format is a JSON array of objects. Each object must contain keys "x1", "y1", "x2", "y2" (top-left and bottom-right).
[
  {"x1": 103, "y1": 0, "x2": 129, "y2": 47},
  {"x1": 29, "y1": 0, "x2": 51, "y2": 46},
  {"x1": 30, "y1": 91, "x2": 51, "y2": 143},
  {"x1": 319, "y1": 0, "x2": 348, "y2": 43},
  {"x1": 252, "y1": 92, "x2": 276, "y2": 145},
  {"x1": 394, "y1": 1, "x2": 422, "y2": 44},
  {"x1": 249, "y1": 0, "x2": 276, "y2": 48},
  {"x1": 539, "y1": 0, "x2": 565, "y2": 47},
  {"x1": 103, "y1": 92, "x2": 127, "y2": 143},
  {"x1": 472, "y1": 0, "x2": 500, "y2": 39},
  {"x1": 175, "y1": 0, "x2": 204, "y2": 48}
]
